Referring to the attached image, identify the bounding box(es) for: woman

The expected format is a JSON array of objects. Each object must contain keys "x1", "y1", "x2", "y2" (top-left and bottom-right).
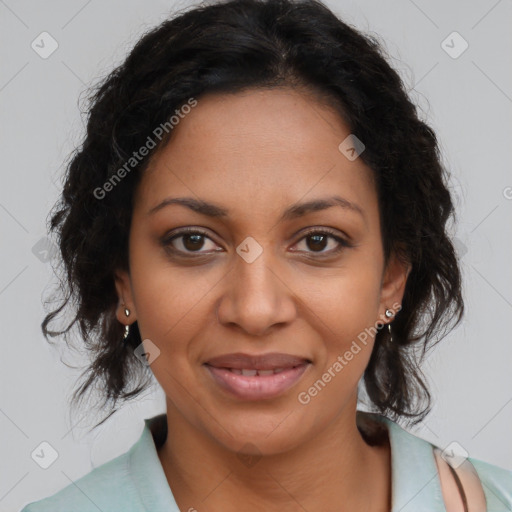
[{"x1": 21, "y1": 0, "x2": 512, "y2": 510}]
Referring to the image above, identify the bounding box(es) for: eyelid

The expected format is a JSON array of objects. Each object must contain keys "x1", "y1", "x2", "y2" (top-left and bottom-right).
[{"x1": 293, "y1": 226, "x2": 352, "y2": 245}]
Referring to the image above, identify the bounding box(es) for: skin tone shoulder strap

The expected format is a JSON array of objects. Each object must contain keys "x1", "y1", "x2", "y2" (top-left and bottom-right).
[{"x1": 433, "y1": 447, "x2": 487, "y2": 512}]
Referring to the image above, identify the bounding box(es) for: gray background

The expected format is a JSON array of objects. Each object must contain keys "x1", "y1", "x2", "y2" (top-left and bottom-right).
[{"x1": 1, "y1": 0, "x2": 511, "y2": 510}]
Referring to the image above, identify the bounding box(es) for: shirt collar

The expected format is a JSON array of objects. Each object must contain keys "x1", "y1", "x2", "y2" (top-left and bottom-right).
[
  {"x1": 127, "y1": 414, "x2": 180, "y2": 511},
  {"x1": 371, "y1": 413, "x2": 447, "y2": 511}
]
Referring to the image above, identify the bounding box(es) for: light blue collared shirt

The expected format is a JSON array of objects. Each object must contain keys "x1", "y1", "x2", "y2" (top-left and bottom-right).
[{"x1": 20, "y1": 411, "x2": 512, "y2": 511}]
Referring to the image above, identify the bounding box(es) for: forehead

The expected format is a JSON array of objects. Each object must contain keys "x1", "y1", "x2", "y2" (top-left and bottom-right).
[{"x1": 134, "y1": 88, "x2": 377, "y2": 222}]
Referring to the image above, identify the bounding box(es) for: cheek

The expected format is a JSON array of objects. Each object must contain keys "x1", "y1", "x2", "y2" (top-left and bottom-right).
[
  {"x1": 128, "y1": 238, "x2": 220, "y2": 353},
  {"x1": 295, "y1": 262, "x2": 383, "y2": 341},
  {"x1": 128, "y1": 259, "x2": 216, "y2": 407},
  {"x1": 295, "y1": 274, "x2": 381, "y2": 416},
  {"x1": 293, "y1": 265, "x2": 383, "y2": 402}
]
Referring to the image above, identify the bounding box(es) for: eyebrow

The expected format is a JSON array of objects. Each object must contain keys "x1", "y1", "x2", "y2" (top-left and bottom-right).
[{"x1": 147, "y1": 195, "x2": 365, "y2": 223}]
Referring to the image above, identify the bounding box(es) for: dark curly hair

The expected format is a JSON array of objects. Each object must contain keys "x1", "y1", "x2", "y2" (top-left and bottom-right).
[{"x1": 42, "y1": 0, "x2": 464, "y2": 431}]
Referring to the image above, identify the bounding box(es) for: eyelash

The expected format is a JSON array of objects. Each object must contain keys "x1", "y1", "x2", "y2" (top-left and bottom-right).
[{"x1": 161, "y1": 227, "x2": 352, "y2": 258}]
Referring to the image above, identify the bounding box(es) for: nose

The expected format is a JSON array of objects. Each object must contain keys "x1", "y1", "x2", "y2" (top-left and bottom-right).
[{"x1": 215, "y1": 247, "x2": 297, "y2": 337}]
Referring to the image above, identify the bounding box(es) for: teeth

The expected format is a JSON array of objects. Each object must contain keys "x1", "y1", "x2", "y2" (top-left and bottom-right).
[{"x1": 228, "y1": 368, "x2": 290, "y2": 376}]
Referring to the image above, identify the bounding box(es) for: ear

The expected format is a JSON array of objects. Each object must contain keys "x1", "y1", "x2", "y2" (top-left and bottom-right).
[
  {"x1": 378, "y1": 251, "x2": 411, "y2": 321},
  {"x1": 114, "y1": 269, "x2": 137, "y2": 325}
]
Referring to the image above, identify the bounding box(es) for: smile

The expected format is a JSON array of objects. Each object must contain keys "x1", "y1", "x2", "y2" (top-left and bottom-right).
[{"x1": 204, "y1": 362, "x2": 311, "y2": 400}]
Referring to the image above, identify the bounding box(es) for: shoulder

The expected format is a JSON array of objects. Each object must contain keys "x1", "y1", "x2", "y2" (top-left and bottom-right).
[
  {"x1": 19, "y1": 449, "x2": 143, "y2": 512},
  {"x1": 361, "y1": 411, "x2": 512, "y2": 510},
  {"x1": 19, "y1": 414, "x2": 177, "y2": 512},
  {"x1": 468, "y1": 455, "x2": 512, "y2": 509}
]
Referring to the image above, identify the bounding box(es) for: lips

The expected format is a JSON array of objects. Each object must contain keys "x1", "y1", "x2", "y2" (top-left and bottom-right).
[{"x1": 203, "y1": 352, "x2": 312, "y2": 400}]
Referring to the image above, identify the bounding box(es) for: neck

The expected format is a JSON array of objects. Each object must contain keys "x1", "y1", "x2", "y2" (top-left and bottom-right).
[{"x1": 157, "y1": 398, "x2": 391, "y2": 512}]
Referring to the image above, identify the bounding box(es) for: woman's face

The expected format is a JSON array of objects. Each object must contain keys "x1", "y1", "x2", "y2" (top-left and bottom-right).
[{"x1": 115, "y1": 87, "x2": 409, "y2": 455}]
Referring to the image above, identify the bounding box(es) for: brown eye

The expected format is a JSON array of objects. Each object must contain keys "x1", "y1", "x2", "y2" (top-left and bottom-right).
[
  {"x1": 305, "y1": 233, "x2": 329, "y2": 252},
  {"x1": 293, "y1": 229, "x2": 352, "y2": 256},
  {"x1": 181, "y1": 233, "x2": 206, "y2": 251},
  {"x1": 161, "y1": 228, "x2": 220, "y2": 255}
]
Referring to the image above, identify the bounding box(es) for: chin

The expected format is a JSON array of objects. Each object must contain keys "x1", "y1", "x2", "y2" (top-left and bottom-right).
[{"x1": 206, "y1": 410, "x2": 314, "y2": 457}]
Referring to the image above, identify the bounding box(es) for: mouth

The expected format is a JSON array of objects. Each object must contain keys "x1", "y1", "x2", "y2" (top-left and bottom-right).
[{"x1": 203, "y1": 352, "x2": 312, "y2": 400}]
